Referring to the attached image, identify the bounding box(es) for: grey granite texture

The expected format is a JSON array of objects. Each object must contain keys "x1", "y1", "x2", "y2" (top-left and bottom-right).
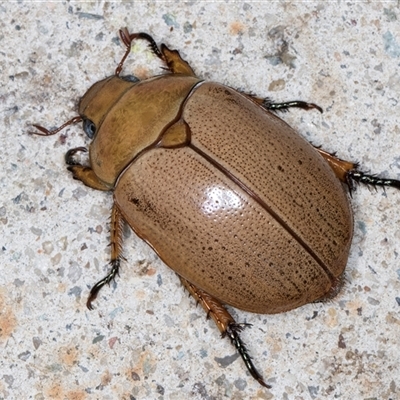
[{"x1": 1, "y1": 1, "x2": 400, "y2": 399}]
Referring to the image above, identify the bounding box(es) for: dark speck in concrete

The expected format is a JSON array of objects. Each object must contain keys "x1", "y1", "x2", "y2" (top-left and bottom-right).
[
  {"x1": 234, "y1": 377, "x2": 247, "y2": 390},
  {"x1": 214, "y1": 352, "x2": 240, "y2": 367},
  {"x1": 77, "y1": 12, "x2": 103, "y2": 20},
  {"x1": 308, "y1": 385, "x2": 320, "y2": 399}
]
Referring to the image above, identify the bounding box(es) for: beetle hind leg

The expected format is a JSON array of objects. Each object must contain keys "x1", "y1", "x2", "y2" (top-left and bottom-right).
[
  {"x1": 346, "y1": 170, "x2": 400, "y2": 192},
  {"x1": 86, "y1": 204, "x2": 125, "y2": 309},
  {"x1": 180, "y1": 277, "x2": 271, "y2": 389},
  {"x1": 316, "y1": 148, "x2": 400, "y2": 193}
]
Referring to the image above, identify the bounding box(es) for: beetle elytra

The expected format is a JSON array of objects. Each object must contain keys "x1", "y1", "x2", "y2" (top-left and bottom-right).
[{"x1": 31, "y1": 28, "x2": 400, "y2": 388}]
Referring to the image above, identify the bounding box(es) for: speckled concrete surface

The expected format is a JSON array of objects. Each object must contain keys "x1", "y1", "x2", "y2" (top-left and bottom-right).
[{"x1": 1, "y1": 2, "x2": 400, "y2": 399}]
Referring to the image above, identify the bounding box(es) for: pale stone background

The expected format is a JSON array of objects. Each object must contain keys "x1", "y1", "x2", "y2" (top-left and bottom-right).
[{"x1": 1, "y1": 1, "x2": 400, "y2": 399}]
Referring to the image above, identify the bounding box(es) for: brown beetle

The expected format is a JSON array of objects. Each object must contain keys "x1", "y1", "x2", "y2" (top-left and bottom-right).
[{"x1": 31, "y1": 29, "x2": 400, "y2": 388}]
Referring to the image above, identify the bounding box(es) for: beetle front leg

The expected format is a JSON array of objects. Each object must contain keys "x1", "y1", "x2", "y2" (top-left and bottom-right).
[
  {"x1": 118, "y1": 28, "x2": 196, "y2": 77},
  {"x1": 67, "y1": 165, "x2": 111, "y2": 191},
  {"x1": 180, "y1": 277, "x2": 271, "y2": 389},
  {"x1": 86, "y1": 204, "x2": 125, "y2": 309},
  {"x1": 159, "y1": 44, "x2": 196, "y2": 76},
  {"x1": 65, "y1": 147, "x2": 111, "y2": 191}
]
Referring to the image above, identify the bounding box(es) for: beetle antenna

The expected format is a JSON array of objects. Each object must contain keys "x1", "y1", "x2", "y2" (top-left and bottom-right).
[
  {"x1": 29, "y1": 116, "x2": 82, "y2": 136},
  {"x1": 225, "y1": 323, "x2": 271, "y2": 389}
]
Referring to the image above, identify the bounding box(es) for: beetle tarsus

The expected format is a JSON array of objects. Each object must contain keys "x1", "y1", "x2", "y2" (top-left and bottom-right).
[
  {"x1": 87, "y1": 205, "x2": 126, "y2": 309},
  {"x1": 347, "y1": 170, "x2": 400, "y2": 192},
  {"x1": 86, "y1": 204, "x2": 125, "y2": 310},
  {"x1": 86, "y1": 258, "x2": 121, "y2": 310},
  {"x1": 262, "y1": 99, "x2": 323, "y2": 114},
  {"x1": 225, "y1": 323, "x2": 271, "y2": 389}
]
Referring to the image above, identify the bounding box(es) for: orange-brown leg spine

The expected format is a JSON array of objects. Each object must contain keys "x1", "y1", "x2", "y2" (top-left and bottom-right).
[{"x1": 180, "y1": 277, "x2": 271, "y2": 388}]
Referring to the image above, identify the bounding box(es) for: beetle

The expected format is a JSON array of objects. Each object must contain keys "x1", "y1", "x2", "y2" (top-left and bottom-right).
[{"x1": 31, "y1": 28, "x2": 400, "y2": 388}]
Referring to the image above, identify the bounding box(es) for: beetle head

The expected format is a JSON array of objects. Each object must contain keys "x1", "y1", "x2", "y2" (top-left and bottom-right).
[{"x1": 78, "y1": 74, "x2": 200, "y2": 187}]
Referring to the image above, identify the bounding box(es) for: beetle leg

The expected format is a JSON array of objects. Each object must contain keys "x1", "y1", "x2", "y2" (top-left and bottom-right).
[
  {"x1": 86, "y1": 204, "x2": 125, "y2": 309},
  {"x1": 346, "y1": 170, "x2": 400, "y2": 191},
  {"x1": 316, "y1": 148, "x2": 400, "y2": 193},
  {"x1": 316, "y1": 148, "x2": 358, "y2": 184},
  {"x1": 116, "y1": 30, "x2": 165, "y2": 76},
  {"x1": 179, "y1": 277, "x2": 271, "y2": 389},
  {"x1": 262, "y1": 99, "x2": 323, "y2": 113},
  {"x1": 159, "y1": 44, "x2": 196, "y2": 76},
  {"x1": 65, "y1": 147, "x2": 111, "y2": 191},
  {"x1": 247, "y1": 96, "x2": 323, "y2": 113},
  {"x1": 117, "y1": 28, "x2": 196, "y2": 77},
  {"x1": 66, "y1": 165, "x2": 111, "y2": 191}
]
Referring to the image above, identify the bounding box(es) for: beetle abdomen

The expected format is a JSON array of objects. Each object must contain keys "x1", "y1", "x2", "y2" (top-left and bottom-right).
[{"x1": 114, "y1": 82, "x2": 353, "y2": 314}]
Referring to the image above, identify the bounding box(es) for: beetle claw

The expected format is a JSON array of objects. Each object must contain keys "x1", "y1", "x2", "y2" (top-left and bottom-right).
[{"x1": 65, "y1": 146, "x2": 88, "y2": 165}]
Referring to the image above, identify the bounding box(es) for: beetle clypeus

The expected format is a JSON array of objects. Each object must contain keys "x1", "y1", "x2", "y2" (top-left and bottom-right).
[{"x1": 31, "y1": 28, "x2": 400, "y2": 388}]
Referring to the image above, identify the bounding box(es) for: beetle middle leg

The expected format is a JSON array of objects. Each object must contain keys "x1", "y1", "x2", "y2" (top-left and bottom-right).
[
  {"x1": 179, "y1": 277, "x2": 271, "y2": 389},
  {"x1": 245, "y1": 94, "x2": 323, "y2": 113},
  {"x1": 262, "y1": 99, "x2": 323, "y2": 113},
  {"x1": 86, "y1": 204, "x2": 125, "y2": 309},
  {"x1": 316, "y1": 148, "x2": 400, "y2": 193}
]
